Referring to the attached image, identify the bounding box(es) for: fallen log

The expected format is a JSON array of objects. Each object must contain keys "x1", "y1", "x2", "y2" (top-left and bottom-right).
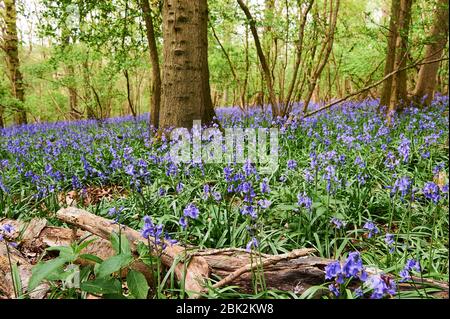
[
  {"x1": 0, "y1": 218, "x2": 154, "y2": 284},
  {"x1": 0, "y1": 243, "x2": 49, "y2": 299},
  {"x1": 55, "y1": 207, "x2": 449, "y2": 298},
  {"x1": 55, "y1": 207, "x2": 341, "y2": 296}
]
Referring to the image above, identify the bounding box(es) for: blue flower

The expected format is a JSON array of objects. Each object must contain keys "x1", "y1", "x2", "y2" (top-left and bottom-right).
[
  {"x1": 342, "y1": 252, "x2": 365, "y2": 280},
  {"x1": 179, "y1": 217, "x2": 188, "y2": 230},
  {"x1": 245, "y1": 237, "x2": 259, "y2": 252},
  {"x1": 297, "y1": 192, "x2": 312, "y2": 210},
  {"x1": 183, "y1": 203, "x2": 200, "y2": 219},
  {"x1": 328, "y1": 284, "x2": 340, "y2": 297},
  {"x1": 258, "y1": 199, "x2": 271, "y2": 209},
  {"x1": 423, "y1": 182, "x2": 440, "y2": 203},
  {"x1": 354, "y1": 287, "x2": 364, "y2": 298},
  {"x1": 368, "y1": 275, "x2": 396, "y2": 299},
  {"x1": 363, "y1": 221, "x2": 379, "y2": 238},
  {"x1": 287, "y1": 159, "x2": 298, "y2": 170},
  {"x1": 1, "y1": 224, "x2": 14, "y2": 234},
  {"x1": 325, "y1": 261, "x2": 342, "y2": 280},
  {"x1": 330, "y1": 217, "x2": 344, "y2": 229},
  {"x1": 260, "y1": 179, "x2": 270, "y2": 194}
]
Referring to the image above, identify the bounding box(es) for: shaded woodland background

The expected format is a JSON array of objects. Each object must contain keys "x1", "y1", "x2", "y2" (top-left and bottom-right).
[{"x1": 0, "y1": 0, "x2": 448, "y2": 127}]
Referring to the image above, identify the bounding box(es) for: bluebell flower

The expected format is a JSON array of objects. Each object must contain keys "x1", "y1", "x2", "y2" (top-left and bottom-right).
[
  {"x1": 330, "y1": 217, "x2": 344, "y2": 229},
  {"x1": 176, "y1": 182, "x2": 184, "y2": 193},
  {"x1": 368, "y1": 275, "x2": 396, "y2": 299},
  {"x1": 328, "y1": 284, "x2": 340, "y2": 297},
  {"x1": 392, "y1": 176, "x2": 411, "y2": 199},
  {"x1": 325, "y1": 261, "x2": 342, "y2": 280},
  {"x1": 183, "y1": 203, "x2": 200, "y2": 219},
  {"x1": 260, "y1": 179, "x2": 270, "y2": 194},
  {"x1": 423, "y1": 182, "x2": 440, "y2": 203},
  {"x1": 179, "y1": 217, "x2": 188, "y2": 230},
  {"x1": 297, "y1": 192, "x2": 312, "y2": 210},
  {"x1": 258, "y1": 199, "x2": 271, "y2": 209},
  {"x1": 287, "y1": 159, "x2": 298, "y2": 170},
  {"x1": 245, "y1": 237, "x2": 259, "y2": 252},
  {"x1": 354, "y1": 287, "x2": 364, "y2": 298},
  {"x1": 342, "y1": 252, "x2": 366, "y2": 280},
  {"x1": 363, "y1": 221, "x2": 379, "y2": 238}
]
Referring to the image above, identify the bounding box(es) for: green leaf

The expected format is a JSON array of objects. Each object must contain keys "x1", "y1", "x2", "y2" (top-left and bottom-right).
[
  {"x1": 28, "y1": 258, "x2": 68, "y2": 292},
  {"x1": 97, "y1": 254, "x2": 133, "y2": 278},
  {"x1": 79, "y1": 254, "x2": 103, "y2": 264},
  {"x1": 80, "y1": 278, "x2": 122, "y2": 295},
  {"x1": 126, "y1": 270, "x2": 149, "y2": 299},
  {"x1": 11, "y1": 262, "x2": 23, "y2": 298},
  {"x1": 46, "y1": 246, "x2": 76, "y2": 261},
  {"x1": 110, "y1": 233, "x2": 131, "y2": 255}
]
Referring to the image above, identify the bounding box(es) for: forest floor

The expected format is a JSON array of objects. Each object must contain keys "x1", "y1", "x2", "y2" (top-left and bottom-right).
[{"x1": 0, "y1": 96, "x2": 449, "y2": 299}]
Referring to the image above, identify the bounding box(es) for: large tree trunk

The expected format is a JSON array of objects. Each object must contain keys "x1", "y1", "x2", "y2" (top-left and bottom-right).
[
  {"x1": 3, "y1": 0, "x2": 27, "y2": 125},
  {"x1": 140, "y1": 0, "x2": 162, "y2": 128},
  {"x1": 387, "y1": 0, "x2": 413, "y2": 121},
  {"x1": 413, "y1": 0, "x2": 449, "y2": 106},
  {"x1": 159, "y1": 0, "x2": 215, "y2": 129},
  {"x1": 379, "y1": 0, "x2": 401, "y2": 108}
]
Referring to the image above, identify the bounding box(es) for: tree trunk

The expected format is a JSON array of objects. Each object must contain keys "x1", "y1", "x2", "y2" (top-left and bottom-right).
[
  {"x1": 237, "y1": 0, "x2": 279, "y2": 117},
  {"x1": 302, "y1": 0, "x2": 340, "y2": 113},
  {"x1": 140, "y1": 0, "x2": 162, "y2": 128},
  {"x1": 413, "y1": 0, "x2": 449, "y2": 106},
  {"x1": 3, "y1": 0, "x2": 27, "y2": 125},
  {"x1": 379, "y1": 0, "x2": 401, "y2": 108},
  {"x1": 159, "y1": 0, "x2": 215, "y2": 129},
  {"x1": 387, "y1": 0, "x2": 412, "y2": 120}
]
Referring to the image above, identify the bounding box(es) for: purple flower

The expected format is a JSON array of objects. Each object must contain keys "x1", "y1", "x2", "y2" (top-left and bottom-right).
[
  {"x1": 183, "y1": 203, "x2": 200, "y2": 219},
  {"x1": 179, "y1": 217, "x2": 188, "y2": 230},
  {"x1": 258, "y1": 199, "x2": 271, "y2": 209},
  {"x1": 297, "y1": 192, "x2": 312, "y2": 210},
  {"x1": 260, "y1": 179, "x2": 270, "y2": 194},
  {"x1": 363, "y1": 221, "x2": 379, "y2": 238},
  {"x1": 368, "y1": 275, "x2": 396, "y2": 299},
  {"x1": 245, "y1": 237, "x2": 259, "y2": 252},
  {"x1": 325, "y1": 261, "x2": 342, "y2": 280},
  {"x1": 423, "y1": 182, "x2": 440, "y2": 203},
  {"x1": 354, "y1": 287, "x2": 364, "y2": 298},
  {"x1": 342, "y1": 252, "x2": 366, "y2": 280},
  {"x1": 287, "y1": 159, "x2": 298, "y2": 170},
  {"x1": 328, "y1": 284, "x2": 340, "y2": 297},
  {"x1": 176, "y1": 182, "x2": 184, "y2": 193},
  {"x1": 1, "y1": 224, "x2": 14, "y2": 234},
  {"x1": 331, "y1": 217, "x2": 344, "y2": 229},
  {"x1": 392, "y1": 176, "x2": 411, "y2": 199}
]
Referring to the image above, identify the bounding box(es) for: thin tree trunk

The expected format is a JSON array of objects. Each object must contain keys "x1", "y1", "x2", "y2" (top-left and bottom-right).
[
  {"x1": 302, "y1": 0, "x2": 340, "y2": 113},
  {"x1": 159, "y1": 0, "x2": 215, "y2": 128},
  {"x1": 3, "y1": 0, "x2": 27, "y2": 125},
  {"x1": 283, "y1": 0, "x2": 314, "y2": 115},
  {"x1": 379, "y1": 0, "x2": 401, "y2": 108},
  {"x1": 237, "y1": 0, "x2": 279, "y2": 117},
  {"x1": 140, "y1": 0, "x2": 162, "y2": 128},
  {"x1": 413, "y1": 0, "x2": 449, "y2": 106},
  {"x1": 387, "y1": 0, "x2": 413, "y2": 122}
]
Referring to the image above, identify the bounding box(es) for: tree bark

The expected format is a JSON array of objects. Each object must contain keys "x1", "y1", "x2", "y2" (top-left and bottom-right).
[
  {"x1": 380, "y1": 0, "x2": 401, "y2": 108},
  {"x1": 302, "y1": 0, "x2": 340, "y2": 113},
  {"x1": 387, "y1": 0, "x2": 412, "y2": 124},
  {"x1": 237, "y1": 0, "x2": 279, "y2": 117},
  {"x1": 159, "y1": 0, "x2": 215, "y2": 129},
  {"x1": 413, "y1": 0, "x2": 449, "y2": 106},
  {"x1": 140, "y1": 0, "x2": 162, "y2": 128},
  {"x1": 3, "y1": 0, "x2": 27, "y2": 125}
]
